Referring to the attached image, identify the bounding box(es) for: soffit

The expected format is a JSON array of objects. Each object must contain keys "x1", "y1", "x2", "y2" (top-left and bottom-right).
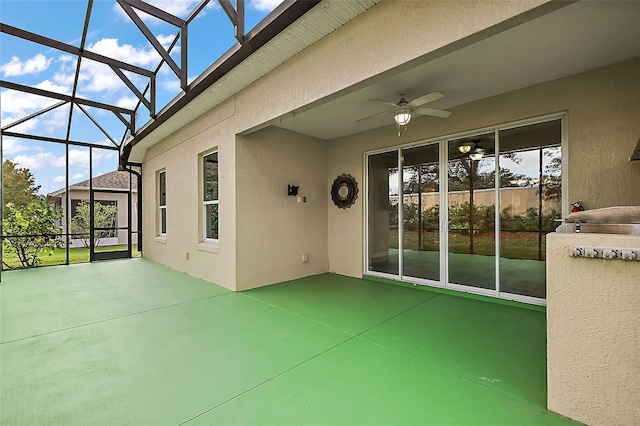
[
  {"x1": 272, "y1": 0, "x2": 640, "y2": 141},
  {"x1": 127, "y1": 0, "x2": 382, "y2": 162}
]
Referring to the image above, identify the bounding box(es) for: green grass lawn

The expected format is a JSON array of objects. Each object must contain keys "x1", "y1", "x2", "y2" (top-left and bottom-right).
[
  {"x1": 2, "y1": 244, "x2": 140, "y2": 270},
  {"x1": 390, "y1": 229, "x2": 546, "y2": 260}
]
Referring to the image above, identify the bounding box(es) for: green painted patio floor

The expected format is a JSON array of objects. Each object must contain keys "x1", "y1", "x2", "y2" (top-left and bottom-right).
[{"x1": 0, "y1": 259, "x2": 575, "y2": 425}]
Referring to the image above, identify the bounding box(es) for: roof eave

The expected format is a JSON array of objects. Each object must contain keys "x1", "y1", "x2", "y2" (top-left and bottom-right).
[{"x1": 122, "y1": 0, "x2": 323, "y2": 165}]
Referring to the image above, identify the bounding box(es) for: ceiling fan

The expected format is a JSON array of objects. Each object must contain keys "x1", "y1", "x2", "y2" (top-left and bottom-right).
[
  {"x1": 356, "y1": 90, "x2": 452, "y2": 132},
  {"x1": 458, "y1": 139, "x2": 492, "y2": 160}
]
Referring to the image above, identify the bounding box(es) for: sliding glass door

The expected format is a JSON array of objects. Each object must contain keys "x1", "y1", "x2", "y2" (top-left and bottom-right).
[
  {"x1": 402, "y1": 144, "x2": 440, "y2": 282},
  {"x1": 367, "y1": 150, "x2": 399, "y2": 275},
  {"x1": 498, "y1": 120, "x2": 562, "y2": 299},
  {"x1": 365, "y1": 115, "x2": 564, "y2": 305},
  {"x1": 447, "y1": 133, "x2": 496, "y2": 293}
]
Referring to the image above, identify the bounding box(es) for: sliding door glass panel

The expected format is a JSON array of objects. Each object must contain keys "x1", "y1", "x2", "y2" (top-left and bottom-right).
[
  {"x1": 367, "y1": 151, "x2": 399, "y2": 275},
  {"x1": 448, "y1": 134, "x2": 496, "y2": 290},
  {"x1": 499, "y1": 119, "x2": 561, "y2": 298},
  {"x1": 402, "y1": 144, "x2": 440, "y2": 281}
]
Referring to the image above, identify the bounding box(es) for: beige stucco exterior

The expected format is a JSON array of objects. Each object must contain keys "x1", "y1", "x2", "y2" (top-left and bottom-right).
[
  {"x1": 547, "y1": 233, "x2": 640, "y2": 426},
  {"x1": 144, "y1": 1, "x2": 640, "y2": 289},
  {"x1": 138, "y1": 2, "x2": 640, "y2": 423},
  {"x1": 144, "y1": 0, "x2": 596, "y2": 288},
  {"x1": 138, "y1": 0, "x2": 640, "y2": 289},
  {"x1": 142, "y1": 98, "x2": 237, "y2": 289},
  {"x1": 235, "y1": 127, "x2": 328, "y2": 290}
]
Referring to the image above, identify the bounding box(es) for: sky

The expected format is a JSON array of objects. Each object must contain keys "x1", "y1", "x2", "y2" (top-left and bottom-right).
[{"x1": 0, "y1": 0, "x2": 283, "y2": 195}]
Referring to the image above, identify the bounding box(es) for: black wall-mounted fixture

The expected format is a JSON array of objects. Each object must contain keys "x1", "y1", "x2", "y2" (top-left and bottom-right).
[{"x1": 287, "y1": 185, "x2": 299, "y2": 196}]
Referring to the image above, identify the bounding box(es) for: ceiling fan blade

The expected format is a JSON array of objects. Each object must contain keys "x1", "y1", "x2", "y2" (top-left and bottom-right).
[
  {"x1": 372, "y1": 99, "x2": 400, "y2": 108},
  {"x1": 356, "y1": 109, "x2": 393, "y2": 123},
  {"x1": 413, "y1": 107, "x2": 451, "y2": 118},
  {"x1": 407, "y1": 92, "x2": 444, "y2": 108}
]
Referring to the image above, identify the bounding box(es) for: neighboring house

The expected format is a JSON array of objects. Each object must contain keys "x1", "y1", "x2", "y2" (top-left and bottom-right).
[
  {"x1": 47, "y1": 171, "x2": 138, "y2": 248},
  {"x1": 118, "y1": 2, "x2": 639, "y2": 424}
]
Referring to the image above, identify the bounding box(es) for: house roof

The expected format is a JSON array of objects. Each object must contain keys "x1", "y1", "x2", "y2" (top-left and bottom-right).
[{"x1": 47, "y1": 171, "x2": 138, "y2": 197}]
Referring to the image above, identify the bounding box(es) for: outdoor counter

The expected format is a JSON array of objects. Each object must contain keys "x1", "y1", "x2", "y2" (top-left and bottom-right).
[{"x1": 546, "y1": 232, "x2": 640, "y2": 426}]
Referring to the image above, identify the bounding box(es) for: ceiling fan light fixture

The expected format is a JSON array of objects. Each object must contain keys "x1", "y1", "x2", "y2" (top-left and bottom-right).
[
  {"x1": 469, "y1": 148, "x2": 485, "y2": 161},
  {"x1": 458, "y1": 144, "x2": 473, "y2": 154},
  {"x1": 393, "y1": 108, "x2": 412, "y2": 126}
]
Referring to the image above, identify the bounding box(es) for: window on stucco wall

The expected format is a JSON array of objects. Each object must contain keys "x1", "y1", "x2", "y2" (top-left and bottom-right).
[
  {"x1": 157, "y1": 169, "x2": 166, "y2": 236},
  {"x1": 202, "y1": 151, "x2": 218, "y2": 242}
]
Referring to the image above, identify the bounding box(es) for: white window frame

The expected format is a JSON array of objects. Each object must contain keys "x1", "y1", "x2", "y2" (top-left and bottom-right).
[
  {"x1": 202, "y1": 150, "x2": 219, "y2": 243},
  {"x1": 157, "y1": 169, "x2": 166, "y2": 237}
]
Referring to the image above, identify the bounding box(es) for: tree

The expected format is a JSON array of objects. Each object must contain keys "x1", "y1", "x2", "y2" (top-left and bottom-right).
[
  {"x1": 2, "y1": 159, "x2": 41, "y2": 215},
  {"x1": 403, "y1": 162, "x2": 439, "y2": 250},
  {"x1": 543, "y1": 151, "x2": 561, "y2": 202},
  {"x1": 69, "y1": 200, "x2": 118, "y2": 248},
  {"x1": 448, "y1": 158, "x2": 487, "y2": 254},
  {"x1": 2, "y1": 200, "x2": 64, "y2": 268},
  {"x1": 447, "y1": 152, "x2": 527, "y2": 254}
]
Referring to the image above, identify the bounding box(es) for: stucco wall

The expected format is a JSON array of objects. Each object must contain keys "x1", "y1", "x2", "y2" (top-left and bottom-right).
[
  {"x1": 327, "y1": 58, "x2": 640, "y2": 278},
  {"x1": 139, "y1": 0, "x2": 564, "y2": 287},
  {"x1": 139, "y1": 0, "x2": 638, "y2": 289},
  {"x1": 546, "y1": 232, "x2": 640, "y2": 426},
  {"x1": 142, "y1": 98, "x2": 237, "y2": 290},
  {"x1": 235, "y1": 127, "x2": 328, "y2": 290}
]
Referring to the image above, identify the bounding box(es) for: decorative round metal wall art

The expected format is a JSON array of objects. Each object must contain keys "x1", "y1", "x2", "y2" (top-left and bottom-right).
[{"x1": 331, "y1": 174, "x2": 358, "y2": 209}]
